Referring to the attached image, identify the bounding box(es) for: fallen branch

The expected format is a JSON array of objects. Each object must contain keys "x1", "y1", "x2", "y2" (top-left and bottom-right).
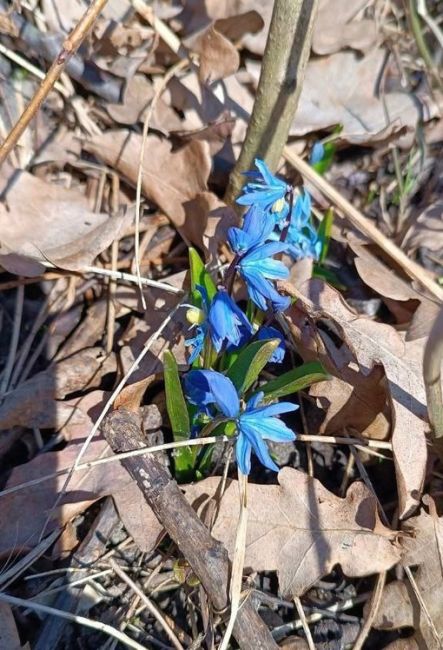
[
  {"x1": 0, "y1": 0, "x2": 110, "y2": 165},
  {"x1": 102, "y1": 407, "x2": 279, "y2": 650}
]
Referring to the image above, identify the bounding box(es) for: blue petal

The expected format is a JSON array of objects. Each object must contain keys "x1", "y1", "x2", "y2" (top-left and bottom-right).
[
  {"x1": 238, "y1": 420, "x2": 279, "y2": 472},
  {"x1": 254, "y1": 158, "x2": 287, "y2": 190},
  {"x1": 243, "y1": 401, "x2": 297, "y2": 418},
  {"x1": 236, "y1": 188, "x2": 286, "y2": 207},
  {"x1": 246, "y1": 416, "x2": 296, "y2": 442},
  {"x1": 241, "y1": 242, "x2": 288, "y2": 263},
  {"x1": 184, "y1": 370, "x2": 240, "y2": 417},
  {"x1": 310, "y1": 142, "x2": 325, "y2": 165},
  {"x1": 257, "y1": 326, "x2": 286, "y2": 363},
  {"x1": 239, "y1": 267, "x2": 290, "y2": 312},
  {"x1": 208, "y1": 291, "x2": 252, "y2": 352},
  {"x1": 246, "y1": 391, "x2": 264, "y2": 410},
  {"x1": 242, "y1": 256, "x2": 289, "y2": 280},
  {"x1": 235, "y1": 431, "x2": 252, "y2": 475}
]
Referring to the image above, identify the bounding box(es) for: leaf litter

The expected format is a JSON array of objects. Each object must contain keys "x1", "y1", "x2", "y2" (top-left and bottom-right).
[{"x1": 0, "y1": 1, "x2": 442, "y2": 648}]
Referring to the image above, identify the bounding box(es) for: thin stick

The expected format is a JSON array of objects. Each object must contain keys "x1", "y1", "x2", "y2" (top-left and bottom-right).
[
  {"x1": 0, "y1": 435, "x2": 229, "y2": 499},
  {"x1": 0, "y1": 433, "x2": 389, "y2": 501},
  {"x1": 133, "y1": 58, "x2": 189, "y2": 308},
  {"x1": 220, "y1": 471, "x2": 248, "y2": 650},
  {"x1": 109, "y1": 559, "x2": 184, "y2": 650},
  {"x1": 39, "y1": 298, "x2": 186, "y2": 541},
  {"x1": 0, "y1": 593, "x2": 148, "y2": 650},
  {"x1": 293, "y1": 597, "x2": 315, "y2": 650},
  {"x1": 40, "y1": 261, "x2": 184, "y2": 294},
  {"x1": 283, "y1": 148, "x2": 443, "y2": 302},
  {"x1": 0, "y1": 43, "x2": 69, "y2": 97},
  {"x1": 352, "y1": 572, "x2": 386, "y2": 650},
  {"x1": 0, "y1": 0, "x2": 109, "y2": 165},
  {"x1": 0, "y1": 284, "x2": 24, "y2": 396},
  {"x1": 404, "y1": 566, "x2": 440, "y2": 646}
]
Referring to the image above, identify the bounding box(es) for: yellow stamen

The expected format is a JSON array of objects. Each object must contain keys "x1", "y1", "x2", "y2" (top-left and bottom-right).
[
  {"x1": 186, "y1": 307, "x2": 205, "y2": 325},
  {"x1": 271, "y1": 197, "x2": 286, "y2": 213}
]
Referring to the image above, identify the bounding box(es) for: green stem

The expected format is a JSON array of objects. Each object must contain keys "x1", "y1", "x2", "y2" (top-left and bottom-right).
[
  {"x1": 423, "y1": 307, "x2": 443, "y2": 456},
  {"x1": 224, "y1": 0, "x2": 318, "y2": 204}
]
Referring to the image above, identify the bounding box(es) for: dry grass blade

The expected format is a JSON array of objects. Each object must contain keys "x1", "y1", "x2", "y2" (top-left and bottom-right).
[
  {"x1": 0, "y1": 593, "x2": 148, "y2": 650},
  {"x1": 108, "y1": 559, "x2": 184, "y2": 650},
  {"x1": 283, "y1": 149, "x2": 443, "y2": 302},
  {"x1": 353, "y1": 572, "x2": 387, "y2": 650}
]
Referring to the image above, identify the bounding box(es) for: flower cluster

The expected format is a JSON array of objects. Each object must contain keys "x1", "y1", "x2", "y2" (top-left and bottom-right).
[{"x1": 181, "y1": 159, "x2": 322, "y2": 475}]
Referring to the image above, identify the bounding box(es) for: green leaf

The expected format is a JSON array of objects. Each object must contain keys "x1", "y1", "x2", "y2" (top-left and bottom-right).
[
  {"x1": 317, "y1": 207, "x2": 333, "y2": 264},
  {"x1": 189, "y1": 247, "x2": 217, "y2": 302},
  {"x1": 163, "y1": 350, "x2": 195, "y2": 480},
  {"x1": 227, "y1": 338, "x2": 280, "y2": 394},
  {"x1": 259, "y1": 361, "x2": 329, "y2": 402},
  {"x1": 312, "y1": 265, "x2": 346, "y2": 290}
]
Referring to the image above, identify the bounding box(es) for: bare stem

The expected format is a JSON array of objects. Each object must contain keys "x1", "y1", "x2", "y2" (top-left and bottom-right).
[
  {"x1": 423, "y1": 307, "x2": 443, "y2": 450},
  {"x1": 0, "y1": 0, "x2": 109, "y2": 165},
  {"x1": 225, "y1": 0, "x2": 318, "y2": 203}
]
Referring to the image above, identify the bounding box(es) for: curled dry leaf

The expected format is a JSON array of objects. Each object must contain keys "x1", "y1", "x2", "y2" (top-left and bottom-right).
[
  {"x1": 0, "y1": 172, "x2": 133, "y2": 277},
  {"x1": 193, "y1": 25, "x2": 240, "y2": 84},
  {"x1": 312, "y1": 0, "x2": 377, "y2": 55},
  {"x1": 372, "y1": 505, "x2": 443, "y2": 649},
  {"x1": 280, "y1": 279, "x2": 428, "y2": 519},
  {"x1": 0, "y1": 602, "x2": 24, "y2": 650},
  {"x1": 0, "y1": 348, "x2": 116, "y2": 430},
  {"x1": 285, "y1": 49, "x2": 437, "y2": 146},
  {"x1": 83, "y1": 130, "x2": 212, "y2": 232},
  {"x1": 184, "y1": 468, "x2": 400, "y2": 597}
]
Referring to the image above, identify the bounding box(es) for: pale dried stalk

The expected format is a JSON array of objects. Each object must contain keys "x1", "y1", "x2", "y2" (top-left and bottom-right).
[
  {"x1": 0, "y1": 0, "x2": 109, "y2": 164},
  {"x1": 293, "y1": 597, "x2": 315, "y2": 650},
  {"x1": 423, "y1": 307, "x2": 443, "y2": 446},
  {"x1": 108, "y1": 559, "x2": 184, "y2": 650},
  {"x1": 0, "y1": 593, "x2": 147, "y2": 650},
  {"x1": 353, "y1": 572, "x2": 386, "y2": 650},
  {"x1": 283, "y1": 148, "x2": 443, "y2": 302}
]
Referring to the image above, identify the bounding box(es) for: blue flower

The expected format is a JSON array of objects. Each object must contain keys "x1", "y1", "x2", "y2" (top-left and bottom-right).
[
  {"x1": 185, "y1": 288, "x2": 253, "y2": 361},
  {"x1": 237, "y1": 242, "x2": 291, "y2": 312},
  {"x1": 184, "y1": 370, "x2": 296, "y2": 474},
  {"x1": 310, "y1": 141, "x2": 325, "y2": 165},
  {"x1": 257, "y1": 326, "x2": 286, "y2": 363},
  {"x1": 237, "y1": 159, "x2": 292, "y2": 223},
  {"x1": 284, "y1": 191, "x2": 321, "y2": 261},
  {"x1": 208, "y1": 290, "x2": 253, "y2": 353},
  {"x1": 228, "y1": 204, "x2": 275, "y2": 255}
]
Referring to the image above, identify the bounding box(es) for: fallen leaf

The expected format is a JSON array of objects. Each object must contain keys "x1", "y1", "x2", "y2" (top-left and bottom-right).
[
  {"x1": 107, "y1": 74, "x2": 183, "y2": 131},
  {"x1": 312, "y1": 0, "x2": 377, "y2": 55},
  {"x1": 405, "y1": 201, "x2": 443, "y2": 255},
  {"x1": 373, "y1": 505, "x2": 443, "y2": 649},
  {"x1": 310, "y1": 368, "x2": 390, "y2": 440},
  {"x1": 246, "y1": 49, "x2": 437, "y2": 146},
  {"x1": 83, "y1": 130, "x2": 212, "y2": 232},
  {"x1": 0, "y1": 602, "x2": 23, "y2": 650},
  {"x1": 280, "y1": 278, "x2": 428, "y2": 518},
  {"x1": 193, "y1": 25, "x2": 240, "y2": 84},
  {"x1": 184, "y1": 468, "x2": 400, "y2": 597},
  {"x1": 0, "y1": 348, "x2": 116, "y2": 430},
  {"x1": 0, "y1": 172, "x2": 133, "y2": 277}
]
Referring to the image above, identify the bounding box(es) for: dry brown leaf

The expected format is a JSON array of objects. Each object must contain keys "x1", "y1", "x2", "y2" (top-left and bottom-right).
[
  {"x1": 193, "y1": 25, "x2": 240, "y2": 84},
  {"x1": 107, "y1": 74, "x2": 183, "y2": 131},
  {"x1": 312, "y1": 0, "x2": 377, "y2": 55},
  {"x1": 281, "y1": 279, "x2": 428, "y2": 518},
  {"x1": 184, "y1": 468, "x2": 400, "y2": 597},
  {"x1": 382, "y1": 640, "x2": 419, "y2": 650},
  {"x1": 0, "y1": 602, "x2": 23, "y2": 650},
  {"x1": 83, "y1": 130, "x2": 211, "y2": 231},
  {"x1": 405, "y1": 202, "x2": 443, "y2": 254},
  {"x1": 373, "y1": 506, "x2": 443, "y2": 649},
  {"x1": 0, "y1": 348, "x2": 115, "y2": 430},
  {"x1": 0, "y1": 172, "x2": 133, "y2": 277},
  {"x1": 245, "y1": 49, "x2": 437, "y2": 147},
  {"x1": 310, "y1": 369, "x2": 390, "y2": 440}
]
